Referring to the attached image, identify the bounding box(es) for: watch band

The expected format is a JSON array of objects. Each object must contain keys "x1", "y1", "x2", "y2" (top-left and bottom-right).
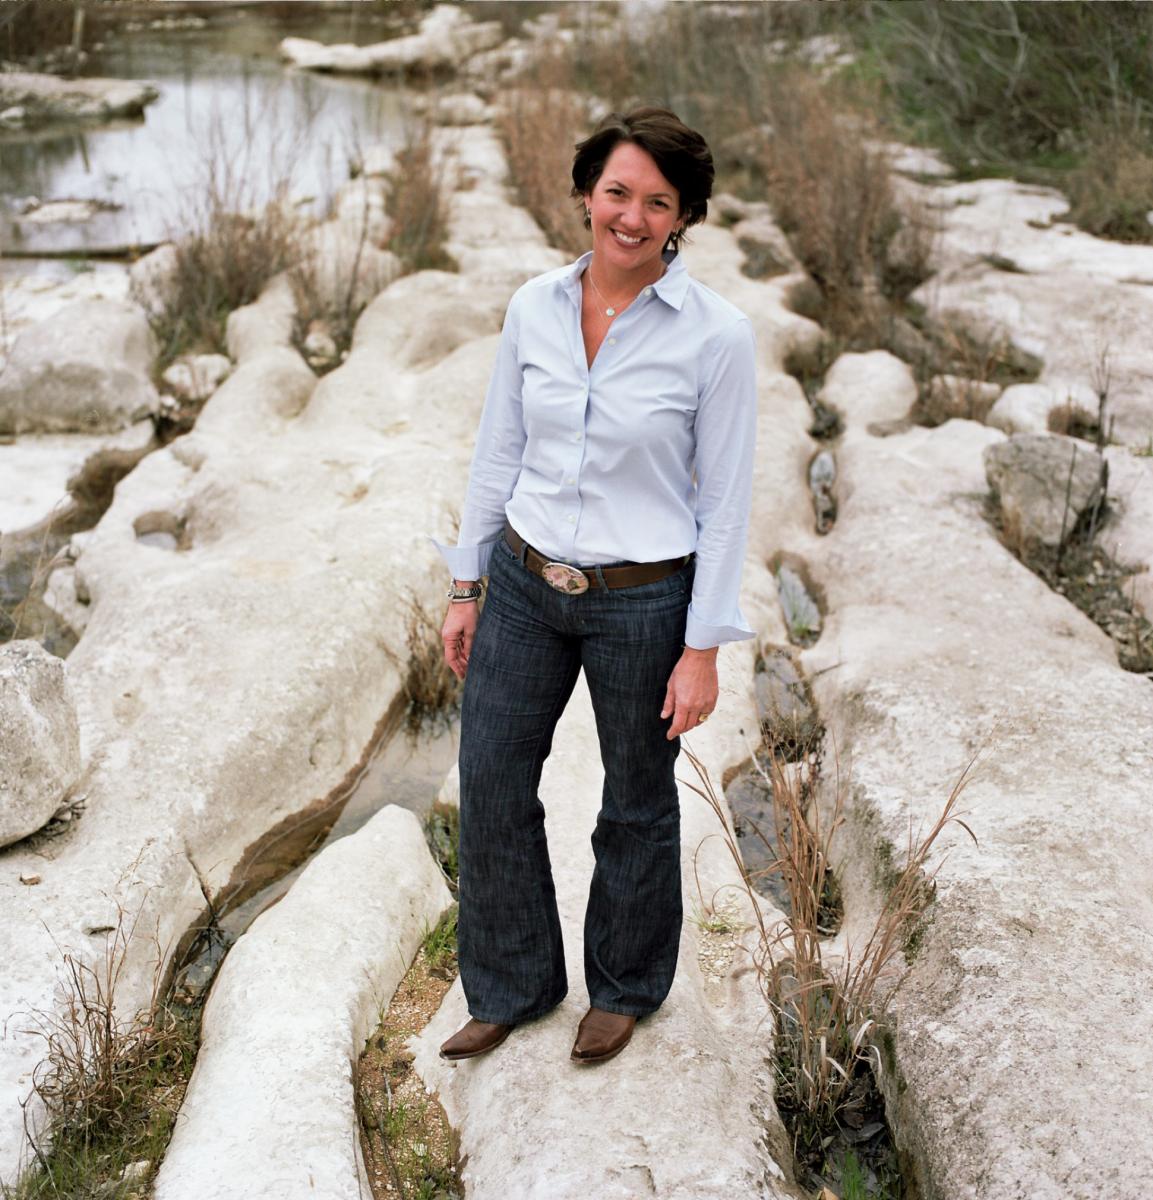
[{"x1": 447, "y1": 581, "x2": 482, "y2": 603}]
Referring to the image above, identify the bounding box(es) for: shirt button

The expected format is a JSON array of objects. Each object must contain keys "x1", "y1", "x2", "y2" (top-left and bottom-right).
[
  {"x1": 643, "y1": 287, "x2": 652, "y2": 296},
  {"x1": 572, "y1": 433, "x2": 581, "y2": 442},
  {"x1": 607, "y1": 337, "x2": 616, "y2": 345},
  {"x1": 566, "y1": 477, "x2": 575, "y2": 485},
  {"x1": 567, "y1": 514, "x2": 576, "y2": 523}
]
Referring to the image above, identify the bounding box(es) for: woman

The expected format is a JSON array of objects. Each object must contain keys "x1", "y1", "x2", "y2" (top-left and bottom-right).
[{"x1": 432, "y1": 107, "x2": 757, "y2": 1066}]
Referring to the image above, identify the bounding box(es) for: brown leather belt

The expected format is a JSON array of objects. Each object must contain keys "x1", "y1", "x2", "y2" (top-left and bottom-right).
[{"x1": 504, "y1": 525, "x2": 692, "y2": 594}]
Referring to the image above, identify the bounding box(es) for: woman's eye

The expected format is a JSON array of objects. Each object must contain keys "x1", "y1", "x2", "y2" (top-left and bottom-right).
[{"x1": 607, "y1": 188, "x2": 623, "y2": 196}]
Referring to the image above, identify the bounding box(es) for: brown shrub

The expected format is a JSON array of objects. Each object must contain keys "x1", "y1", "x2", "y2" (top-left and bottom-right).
[{"x1": 495, "y1": 61, "x2": 590, "y2": 258}]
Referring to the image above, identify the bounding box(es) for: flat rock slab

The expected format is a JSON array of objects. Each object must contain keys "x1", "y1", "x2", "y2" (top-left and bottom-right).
[
  {"x1": 0, "y1": 73, "x2": 158, "y2": 126},
  {"x1": 801, "y1": 354, "x2": 1153, "y2": 1199},
  {"x1": 411, "y1": 674, "x2": 800, "y2": 1200},
  {"x1": 154, "y1": 805, "x2": 452, "y2": 1200},
  {"x1": 910, "y1": 177, "x2": 1153, "y2": 446}
]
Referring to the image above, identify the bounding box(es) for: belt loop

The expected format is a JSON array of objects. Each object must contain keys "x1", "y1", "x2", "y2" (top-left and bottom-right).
[
  {"x1": 518, "y1": 538, "x2": 528, "y2": 567},
  {"x1": 593, "y1": 564, "x2": 607, "y2": 589}
]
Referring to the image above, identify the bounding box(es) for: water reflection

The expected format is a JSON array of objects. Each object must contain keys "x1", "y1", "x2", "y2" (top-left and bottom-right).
[{"x1": 0, "y1": 11, "x2": 410, "y2": 256}]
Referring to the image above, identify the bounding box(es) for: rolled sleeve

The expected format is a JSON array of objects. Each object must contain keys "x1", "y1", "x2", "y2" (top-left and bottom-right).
[
  {"x1": 685, "y1": 316, "x2": 757, "y2": 650},
  {"x1": 429, "y1": 290, "x2": 525, "y2": 578}
]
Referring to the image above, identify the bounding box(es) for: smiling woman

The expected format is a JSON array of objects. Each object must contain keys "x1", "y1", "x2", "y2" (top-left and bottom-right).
[{"x1": 429, "y1": 106, "x2": 757, "y2": 1070}]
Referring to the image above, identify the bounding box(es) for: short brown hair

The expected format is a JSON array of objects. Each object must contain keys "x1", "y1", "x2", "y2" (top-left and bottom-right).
[{"x1": 570, "y1": 106, "x2": 714, "y2": 255}]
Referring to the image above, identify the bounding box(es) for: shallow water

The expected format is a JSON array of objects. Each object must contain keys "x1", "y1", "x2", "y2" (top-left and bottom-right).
[{"x1": 0, "y1": 6, "x2": 411, "y2": 257}]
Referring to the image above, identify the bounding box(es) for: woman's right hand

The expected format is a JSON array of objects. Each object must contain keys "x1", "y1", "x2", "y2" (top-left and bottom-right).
[{"x1": 442, "y1": 600, "x2": 479, "y2": 680}]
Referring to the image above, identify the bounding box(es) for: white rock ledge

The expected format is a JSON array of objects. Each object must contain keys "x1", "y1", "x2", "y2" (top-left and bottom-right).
[{"x1": 154, "y1": 804, "x2": 452, "y2": 1200}]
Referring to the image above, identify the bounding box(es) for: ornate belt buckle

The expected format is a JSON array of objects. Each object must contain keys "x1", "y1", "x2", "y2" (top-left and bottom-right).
[{"x1": 541, "y1": 561, "x2": 590, "y2": 594}]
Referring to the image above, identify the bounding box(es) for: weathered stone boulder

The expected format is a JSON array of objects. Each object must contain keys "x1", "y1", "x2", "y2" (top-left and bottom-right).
[
  {"x1": 984, "y1": 433, "x2": 1107, "y2": 550},
  {"x1": 0, "y1": 73, "x2": 158, "y2": 127},
  {"x1": 331, "y1": 177, "x2": 392, "y2": 244},
  {"x1": 161, "y1": 354, "x2": 232, "y2": 404},
  {"x1": 0, "y1": 641, "x2": 80, "y2": 849},
  {"x1": 0, "y1": 299, "x2": 158, "y2": 434}
]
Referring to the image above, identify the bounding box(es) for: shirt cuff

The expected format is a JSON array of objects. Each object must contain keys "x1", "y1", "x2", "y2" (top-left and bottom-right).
[
  {"x1": 684, "y1": 605, "x2": 756, "y2": 651},
  {"x1": 429, "y1": 534, "x2": 502, "y2": 581}
]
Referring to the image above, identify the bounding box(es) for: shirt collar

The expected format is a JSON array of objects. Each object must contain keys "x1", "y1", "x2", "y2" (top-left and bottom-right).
[{"x1": 559, "y1": 248, "x2": 689, "y2": 312}]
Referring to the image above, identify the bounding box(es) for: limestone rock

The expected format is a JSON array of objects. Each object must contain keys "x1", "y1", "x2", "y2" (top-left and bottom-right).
[
  {"x1": 801, "y1": 408, "x2": 1153, "y2": 1198},
  {"x1": 0, "y1": 641, "x2": 80, "y2": 848},
  {"x1": 331, "y1": 177, "x2": 392, "y2": 244},
  {"x1": 0, "y1": 72, "x2": 158, "y2": 127},
  {"x1": 908, "y1": 176, "x2": 1153, "y2": 444},
  {"x1": 128, "y1": 243, "x2": 180, "y2": 319},
  {"x1": 296, "y1": 224, "x2": 402, "y2": 316},
  {"x1": 0, "y1": 299, "x2": 158, "y2": 434},
  {"x1": 413, "y1": 90, "x2": 493, "y2": 126},
  {"x1": 984, "y1": 433, "x2": 1107, "y2": 550},
  {"x1": 280, "y1": 6, "x2": 503, "y2": 76},
  {"x1": 986, "y1": 382, "x2": 1054, "y2": 434},
  {"x1": 161, "y1": 354, "x2": 232, "y2": 403},
  {"x1": 1100, "y1": 448, "x2": 1153, "y2": 622},
  {"x1": 152, "y1": 805, "x2": 452, "y2": 1200}
]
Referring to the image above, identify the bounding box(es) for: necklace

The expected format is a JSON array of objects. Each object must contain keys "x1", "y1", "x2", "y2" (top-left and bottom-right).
[{"x1": 586, "y1": 261, "x2": 668, "y2": 318}]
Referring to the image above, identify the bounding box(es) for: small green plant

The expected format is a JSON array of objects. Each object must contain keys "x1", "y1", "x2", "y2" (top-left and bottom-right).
[
  {"x1": 421, "y1": 905, "x2": 458, "y2": 976},
  {"x1": 688, "y1": 899, "x2": 739, "y2": 936}
]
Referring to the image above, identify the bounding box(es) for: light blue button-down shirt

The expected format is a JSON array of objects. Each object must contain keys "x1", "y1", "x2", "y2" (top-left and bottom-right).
[{"x1": 432, "y1": 248, "x2": 757, "y2": 650}]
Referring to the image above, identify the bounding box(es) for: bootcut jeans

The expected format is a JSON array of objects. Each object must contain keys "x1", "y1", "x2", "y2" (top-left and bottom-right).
[{"x1": 456, "y1": 529, "x2": 695, "y2": 1025}]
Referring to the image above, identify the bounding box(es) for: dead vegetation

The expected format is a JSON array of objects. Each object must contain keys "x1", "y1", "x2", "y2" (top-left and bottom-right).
[
  {"x1": 2, "y1": 902, "x2": 200, "y2": 1200},
  {"x1": 684, "y1": 740, "x2": 977, "y2": 1195}
]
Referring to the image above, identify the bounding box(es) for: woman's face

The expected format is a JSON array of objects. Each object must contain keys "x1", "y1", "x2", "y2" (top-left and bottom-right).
[{"x1": 583, "y1": 141, "x2": 684, "y2": 277}]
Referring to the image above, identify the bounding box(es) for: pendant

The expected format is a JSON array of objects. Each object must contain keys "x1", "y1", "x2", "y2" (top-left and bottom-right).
[{"x1": 605, "y1": 307, "x2": 615, "y2": 316}]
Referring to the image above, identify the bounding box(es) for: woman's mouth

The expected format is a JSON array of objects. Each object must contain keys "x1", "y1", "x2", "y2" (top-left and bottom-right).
[{"x1": 611, "y1": 229, "x2": 645, "y2": 247}]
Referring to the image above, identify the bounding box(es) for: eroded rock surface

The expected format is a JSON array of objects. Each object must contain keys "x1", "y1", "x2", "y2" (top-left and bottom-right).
[
  {"x1": 801, "y1": 353, "x2": 1153, "y2": 1199},
  {"x1": 0, "y1": 123, "x2": 560, "y2": 1187},
  {"x1": 0, "y1": 641, "x2": 79, "y2": 848},
  {"x1": 0, "y1": 299, "x2": 158, "y2": 434},
  {"x1": 910, "y1": 176, "x2": 1153, "y2": 445},
  {"x1": 984, "y1": 432, "x2": 1106, "y2": 550},
  {"x1": 154, "y1": 805, "x2": 452, "y2": 1200}
]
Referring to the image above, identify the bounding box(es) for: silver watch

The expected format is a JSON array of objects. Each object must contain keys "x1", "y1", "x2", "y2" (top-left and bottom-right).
[{"x1": 447, "y1": 581, "x2": 482, "y2": 603}]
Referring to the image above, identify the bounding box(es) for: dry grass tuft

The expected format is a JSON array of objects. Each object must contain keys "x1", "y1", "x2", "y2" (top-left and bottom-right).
[
  {"x1": 495, "y1": 62, "x2": 590, "y2": 258},
  {"x1": 385, "y1": 119, "x2": 458, "y2": 275},
  {"x1": 5, "y1": 902, "x2": 198, "y2": 1200},
  {"x1": 682, "y1": 740, "x2": 978, "y2": 1164},
  {"x1": 384, "y1": 592, "x2": 464, "y2": 737},
  {"x1": 759, "y1": 70, "x2": 936, "y2": 348}
]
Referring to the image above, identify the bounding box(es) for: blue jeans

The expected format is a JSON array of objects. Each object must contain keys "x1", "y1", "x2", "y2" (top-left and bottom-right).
[{"x1": 457, "y1": 531, "x2": 695, "y2": 1024}]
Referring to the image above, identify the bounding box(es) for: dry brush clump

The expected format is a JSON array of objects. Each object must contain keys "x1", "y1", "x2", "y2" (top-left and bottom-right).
[
  {"x1": 758, "y1": 69, "x2": 936, "y2": 351},
  {"x1": 495, "y1": 59, "x2": 590, "y2": 259},
  {"x1": 682, "y1": 740, "x2": 977, "y2": 1183},
  {"x1": 5, "y1": 903, "x2": 199, "y2": 1200},
  {"x1": 384, "y1": 118, "x2": 457, "y2": 275}
]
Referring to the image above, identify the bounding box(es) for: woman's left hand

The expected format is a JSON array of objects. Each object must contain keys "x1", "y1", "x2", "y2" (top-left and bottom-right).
[{"x1": 661, "y1": 646, "x2": 719, "y2": 739}]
